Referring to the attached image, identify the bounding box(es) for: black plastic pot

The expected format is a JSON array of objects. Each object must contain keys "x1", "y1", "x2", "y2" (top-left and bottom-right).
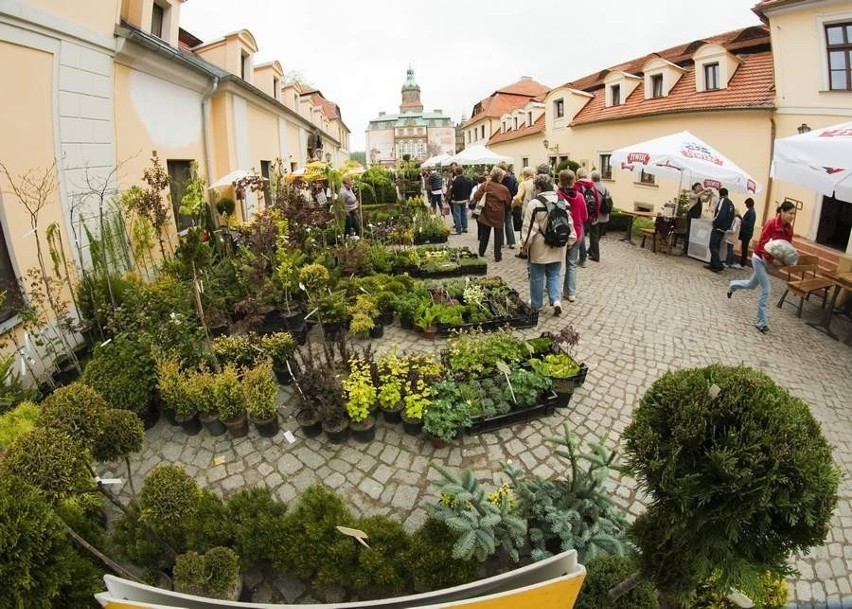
[
  {"x1": 399, "y1": 316, "x2": 414, "y2": 330},
  {"x1": 401, "y1": 413, "x2": 423, "y2": 436},
  {"x1": 296, "y1": 410, "x2": 322, "y2": 438},
  {"x1": 369, "y1": 324, "x2": 384, "y2": 339},
  {"x1": 199, "y1": 413, "x2": 227, "y2": 436},
  {"x1": 251, "y1": 414, "x2": 279, "y2": 437},
  {"x1": 349, "y1": 416, "x2": 375, "y2": 443},
  {"x1": 177, "y1": 413, "x2": 202, "y2": 435},
  {"x1": 380, "y1": 405, "x2": 403, "y2": 424},
  {"x1": 322, "y1": 419, "x2": 349, "y2": 444},
  {"x1": 223, "y1": 413, "x2": 249, "y2": 438}
]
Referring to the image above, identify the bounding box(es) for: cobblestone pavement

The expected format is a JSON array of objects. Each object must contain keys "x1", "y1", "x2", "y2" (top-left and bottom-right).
[{"x1": 103, "y1": 229, "x2": 852, "y2": 608}]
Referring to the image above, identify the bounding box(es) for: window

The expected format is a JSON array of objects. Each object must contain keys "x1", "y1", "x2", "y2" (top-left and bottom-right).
[
  {"x1": 611, "y1": 84, "x2": 621, "y2": 106},
  {"x1": 272, "y1": 78, "x2": 280, "y2": 100},
  {"x1": 639, "y1": 169, "x2": 656, "y2": 185},
  {"x1": 527, "y1": 112, "x2": 533, "y2": 126},
  {"x1": 260, "y1": 160, "x2": 271, "y2": 207},
  {"x1": 704, "y1": 63, "x2": 720, "y2": 90},
  {"x1": 0, "y1": 222, "x2": 22, "y2": 324},
  {"x1": 167, "y1": 160, "x2": 194, "y2": 231},
  {"x1": 151, "y1": 3, "x2": 164, "y2": 38},
  {"x1": 502, "y1": 121, "x2": 507, "y2": 133},
  {"x1": 554, "y1": 98, "x2": 564, "y2": 118},
  {"x1": 513, "y1": 117, "x2": 518, "y2": 130},
  {"x1": 240, "y1": 52, "x2": 249, "y2": 80},
  {"x1": 480, "y1": 125, "x2": 485, "y2": 139},
  {"x1": 651, "y1": 74, "x2": 664, "y2": 98},
  {"x1": 522, "y1": 157, "x2": 529, "y2": 168},
  {"x1": 826, "y1": 22, "x2": 852, "y2": 90},
  {"x1": 600, "y1": 154, "x2": 612, "y2": 180}
]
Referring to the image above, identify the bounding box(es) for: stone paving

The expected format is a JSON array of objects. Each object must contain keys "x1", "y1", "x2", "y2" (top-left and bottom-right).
[{"x1": 103, "y1": 229, "x2": 852, "y2": 608}]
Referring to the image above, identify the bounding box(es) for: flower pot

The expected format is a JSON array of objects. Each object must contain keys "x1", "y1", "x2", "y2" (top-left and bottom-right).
[
  {"x1": 282, "y1": 309, "x2": 306, "y2": 332},
  {"x1": 380, "y1": 404, "x2": 403, "y2": 424},
  {"x1": 322, "y1": 419, "x2": 349, "y2": 444},
  {"x1": 401, "y1": 413, "x2": 423, "y2": 436},
  {"x1": 322, "y1": 321, "x2": 345, "y2": 341},
  {"x1": 199, "y1": 412, "x2": 227, "y2": 436},
  {"x1": 273, "y1": 363, "x2": 294, "y2": 385},
  {"x1": 378, "y1": 311, "x2": 394, "y2": 326},
  {"x1": 429, "y1": 434, "x2": 449, "y2": 449},
  {"x1": 258, "y1": 309, "x2": 286, "y2": 335},
  {"x1": 369, "y1": 324, "x2": 384, "y2": 339},
  {"x1": 349, "y1": 415, "x2": 376, "y2": 443},
  {"x1": 250, "y1": 413, "x2": 280, "y2": 437},
  {"x1": 399, "y1": 315, "x2": 414, "y2": 330},
  {"x1": 160, "y1": 404, "x2": 179, "y2": 426},
  {"x1": 223, "y1": 413, "x2": 249, "y2": 438},
  {"x1": 176, "y1": 413, "x2": 202, "y2": 436},
  {"x1": 292, "y1": 325, "x2": 308, "y2": 346},
  {"x1": 209, "y1": 324, "x2": 229, "y2": 338},
  {"x1": 296, "y1": 409, "x2": 322, "y2": 438}
]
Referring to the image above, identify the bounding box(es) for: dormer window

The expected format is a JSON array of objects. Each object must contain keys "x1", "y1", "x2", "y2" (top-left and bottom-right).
[
  {"x1": 513, "y1": 116, "x2": 518, "y2": 130},
  {"x1": 554, "y1": 98, "x2": 564, "y2": 118},
  {"x1": 611, "y1": 84, "x2": 621, "y2": 106},
  {"x1": 151, "y1": 3, "x2": 165, "y2": 38},
  {"x1": 273, "y1": 77, "x2": 280, "y2": 100},
  {"x1": 704, "y1": 63, "x2": 720, "y2": 90},
  {"x1": 527, "y1": 111, "x2": 533, "y2": 126},
  {"x1": 651, "y1": 74, "x2": 663, "y2": 98},
  {"x1": 241, "y1": 52, "x2": 249, "y2": 80}
]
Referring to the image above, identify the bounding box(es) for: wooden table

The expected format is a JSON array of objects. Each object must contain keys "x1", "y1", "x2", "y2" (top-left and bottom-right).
[
  {"x1": 807, "y1": 270, "x2": 852, "y2": 341},
  {"x1": 620, "y1": 210, "x2": 658, "y2": 245}
]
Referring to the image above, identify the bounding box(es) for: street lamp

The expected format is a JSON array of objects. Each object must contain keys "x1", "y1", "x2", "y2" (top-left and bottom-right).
[{"x1": 797, "y1": 123, "x2": 811, "y2": 134}]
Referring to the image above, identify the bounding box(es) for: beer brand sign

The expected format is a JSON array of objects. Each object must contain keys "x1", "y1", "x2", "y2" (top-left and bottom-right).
[
  {"x1": 680, "y1": 142, "x2": 723, "y2": 166},
  {"x1": 626, "y1": 152, "x2": 650, "y2": 165}
]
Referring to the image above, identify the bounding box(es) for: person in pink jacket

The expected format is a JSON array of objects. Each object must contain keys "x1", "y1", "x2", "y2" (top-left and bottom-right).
[{"x1": 557, "y1": 170, "x2": 587, "y2": 303}]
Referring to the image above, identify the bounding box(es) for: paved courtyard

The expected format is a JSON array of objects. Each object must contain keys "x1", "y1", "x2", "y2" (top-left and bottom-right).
[{"x1": 104, "y1": 231, "x2": 852, "y2": 608}]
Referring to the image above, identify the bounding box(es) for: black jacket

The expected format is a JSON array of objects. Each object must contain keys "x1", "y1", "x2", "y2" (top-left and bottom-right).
[{"x1": 712, "y1": 197, "x2": 735, "y2": 232}]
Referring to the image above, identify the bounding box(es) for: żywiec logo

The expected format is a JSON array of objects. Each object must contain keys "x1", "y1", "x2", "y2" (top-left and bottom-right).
[
  {"x1": 680, "y1": 142, "x2": 723, "y2": 165},
  {"x1": 818, "y1": 128, "x2": 852, "y2": 138},
  {"x1": 626, "y1": 152, "x2": 650, "y2": 165},
  {"x1": 747, "y1": 179, "x2": 757, "y2": 193},
  {"x1": 704, "y1": 179, "x2": 722, "y2": 190}
]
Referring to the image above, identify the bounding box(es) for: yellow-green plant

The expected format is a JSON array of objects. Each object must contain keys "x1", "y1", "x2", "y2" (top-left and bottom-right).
[
  {"x1": 377, "y1": 346, "x2": 408, "y2": 410},
  {"x1": 213, "y1": 365, "x2": 245, "y2": 423},
  {"x1": 298, "y1": 263, "x2": 330, "y2": 293},
  {"x1": 342, "y1": 356, "x2": 376, "y2": 423},
  {"x1": 155, "y1": 355, "x2": 193, "y2": 418},
  {"x1": 243, "y1": 359, "x2": 278, "y2": 422},
  {"x1": 348, "y1": 313, "x2": 375, "y2": 338},
  {"x1": 403, "y1": 376, "x2": 429, "y2": 421}
]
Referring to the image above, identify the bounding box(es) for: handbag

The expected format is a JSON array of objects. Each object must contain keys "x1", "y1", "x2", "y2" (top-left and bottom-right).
[
  {"x1": 470, "y1": 191, "x2": 486, "y2": 218},
  {"x1": 512, "y1": 206, "x2": 522, "y2": 231}
]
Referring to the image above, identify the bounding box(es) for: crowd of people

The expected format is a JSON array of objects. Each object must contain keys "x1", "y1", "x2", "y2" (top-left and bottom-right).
[{"x1": 425, "y1": 162, "x2": 610, "y2": 317}]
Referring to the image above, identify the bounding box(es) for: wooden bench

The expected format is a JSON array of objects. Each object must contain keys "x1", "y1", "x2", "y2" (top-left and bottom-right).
[
  {"x1": 640, "y1": 228, "x2": 656, "y2": 250},
  {"x1": 777, "y1": 255, "x2": 834, "y2": 317}
]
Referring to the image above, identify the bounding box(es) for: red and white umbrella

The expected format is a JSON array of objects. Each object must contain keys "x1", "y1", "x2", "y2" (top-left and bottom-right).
[
  {"x1": 611, "y1": 130, "x2": 762, "y2": 194},
  {"x1": 772, "y1": 121, "x2": 852, "y2": 202}
]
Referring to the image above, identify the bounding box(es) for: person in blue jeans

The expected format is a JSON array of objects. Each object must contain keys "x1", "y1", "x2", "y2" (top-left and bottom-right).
[
  {"x1": 728, "y1": 201, "x2": 795, "y2": 333},
  {"x1": 499, "y1": 161, "x2": 519, "y2": 250},
  {"x1": 520, "y1": 173, "x2": 575, "y2": 315},
  {"x1": 448, "y1": 166, "x2": 472, "y2": 234}
]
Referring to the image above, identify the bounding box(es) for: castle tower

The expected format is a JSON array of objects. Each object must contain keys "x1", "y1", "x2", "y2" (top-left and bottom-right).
[{"x1": 399, "y1": 66, "x2": 423, "y2": 113}]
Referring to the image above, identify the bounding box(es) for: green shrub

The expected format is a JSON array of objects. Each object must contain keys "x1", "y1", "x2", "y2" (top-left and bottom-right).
[
  {"x1": 405, "y1": 518, "x2": 480, "y2": 591},
  {"x1": 275, "y1": 485, "x2": 357, "y2": 588},
  {"x1": 138, "y1": 465, "x2": 201, "y2": 533},
  {"x1": 243, "y1": 360, "x2": 279, "y2": 422},
  {"x1": 576, "y1": 555, "x2": 659, "y2": 609},
  {"x1": 0, "y1": 477, "x2": 77, "y2": 608},
  {"x1": 39, "y1": 383, "x2": 109, "y2": 451},
  {"x1": 351, "y1": 515, "x2": 412, "y2": 599},
  {"x1": 81, "y1": 335, "x2": 156, "y2": 419},
  {"x1": 213, "y1": 364, "x2": 246, "y2": 423},
  {"x1": 227, "y1": 487, "x2": 288, "y2": 568},
  {"x1": 185, "y1": 490, "x2": 233, "y2": 554},
  {"x1": 623, "y1": 365, "x2": 840, "y2": 603},
  {"x1": 689, "y1": 571, "x2": 789, "y2": 609},
  {"x1": 1, "y1": 428, "x2": 92, "y2": 502},
  {"x1": 174, "y1": 547, "x2": 241, "y2": 600},
  {"x1": 92, "y1": 408, "x2": 145, "y2": 464},
  {"x1": 0, "y1": 400, "x2": 40, "y2": 448},
  {"x1": 211, "y1": 333, "x2": 256, "y2": 369}
]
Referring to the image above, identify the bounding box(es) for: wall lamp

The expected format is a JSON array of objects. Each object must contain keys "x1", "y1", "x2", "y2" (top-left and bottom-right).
[
  {"x1": 797, "y1": 123, "x2": 811, "y2": 134},
  {"x1": 542, "y1": 139, "x2": 559, "y2": 152}
]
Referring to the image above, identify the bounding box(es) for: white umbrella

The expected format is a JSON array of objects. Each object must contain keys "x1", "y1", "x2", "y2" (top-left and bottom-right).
[
  {"x1": 772, "y1": 121, "x2": 852, "y2": 202},
  {"x1": 445, "y1": 144, "x2": 512, "y2": 166},
  {"x1": 611, "y1": 131, "x2": 762, "y2": 194},
  {"x1": 210, "y1": 169, "x2": 265, "y2": 188},
  {"x1": 421, "y1": 153, "x2": 452, "y2": 168}
]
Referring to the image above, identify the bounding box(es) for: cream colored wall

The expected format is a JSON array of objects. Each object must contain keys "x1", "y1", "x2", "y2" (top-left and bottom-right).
[
  {"x1": 286, "y1": 123, "x2": 302, "y2": 168},
  {"x1": 27, "y1": 0, "x2": 118, "y2": 34},
  {"x1": 194, "y1": 42, "x2": 229, "y2": 75},
  {"x1": 246, "y1": 102, "x2": 280, "y2": 170},
  {"x1": 490, "y1": 135, "x2": 547, "y2": 172},
  {"x1": 210, "y1": 95, "x2": 234, "y2": 183}
]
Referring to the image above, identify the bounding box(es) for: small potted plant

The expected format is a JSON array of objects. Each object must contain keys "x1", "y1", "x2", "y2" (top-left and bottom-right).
[
  {"x1": 347, "y1": 294, "x2": 381, "y2": 339},
  {"x1": 292, "y1": 349, "x2": 347, "y2": 442},
  {"x1": 376, "y1": 346, "x2": 407, "y2": 423},
  {"x1": 243, "y1": 359, "x2": 280, "y2": 437},
  {"x1": 259, "y1": 332, "x2": 297, "y2": 385},
  {"x1": 274, "y1": 245, "x2": 307, "y2": 332},
  {"x1": 423, "y1": 380, "x2": 471, "y2": 447},
  {"x1": 173, "y1": 547, "x2": 242, "y2": 601},
  {"x1": 315, "y1": 291, "x2": 349, "y2": 340},
  {"x1": 342, "y1": 352, "x2": 377, "y2": 443},
  {"x1": 156, "y1": 355, "x2": 200, "y2": 435},
  {"x1": 189, "y1": 369, "x2": 225, "y2": 436},
  {"x1": 214, "y1": 364, "x2": 248, "y2": 438}
]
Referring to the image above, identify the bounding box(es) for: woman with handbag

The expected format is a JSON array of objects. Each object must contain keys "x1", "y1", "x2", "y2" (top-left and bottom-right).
[{"x1": 470, "y1": 166, "x2": 512, "y2": 262}]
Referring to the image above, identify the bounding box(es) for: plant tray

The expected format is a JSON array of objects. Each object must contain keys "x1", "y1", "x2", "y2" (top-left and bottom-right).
[{"x1": 466, "y1": 390, "x2": 562, "y2": 435}]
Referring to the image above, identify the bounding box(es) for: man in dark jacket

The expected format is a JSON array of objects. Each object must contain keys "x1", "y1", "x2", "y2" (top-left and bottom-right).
[
  {"x1": 706, "y1": 187, "x2": 735, "y2": 272},
  {"x1": 448, "y1": 166, "x2": 473, "y2": 234},
  {"x1": 427, "y1": 169, "x2": 443, "y2": 214},
  {"x1": 739, "y1": 197, "x2": 756, "y2": 268},
  {"x1": 498, "y1": 161, "x2": 518, "y2": 249}
]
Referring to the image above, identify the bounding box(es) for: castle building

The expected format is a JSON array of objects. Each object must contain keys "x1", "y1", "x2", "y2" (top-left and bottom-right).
[{"x1": 366, "y1": 68, "x2": 456, "y2": 167}]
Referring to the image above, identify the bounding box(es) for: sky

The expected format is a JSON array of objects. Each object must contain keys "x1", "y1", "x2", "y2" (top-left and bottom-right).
[{"x1": 180, "y1": 0, "x2": 765, "y2": 152}]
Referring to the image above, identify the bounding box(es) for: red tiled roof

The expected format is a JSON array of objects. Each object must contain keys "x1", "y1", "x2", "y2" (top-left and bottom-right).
[
  {"x1": 462, "y1": 77, "x2": 550, "y2": 128},
  {"x1": 304, "y1": 91, "x2": 341, "y2": 121},
  {"x1": 571, "y1": 51, "x2": 775, "y2": 126},
  {"x1": 488, "y1": 114, "x2": 545, "y2": 144},
  {"x1": 178, "y1": 28, "x2": 203, "y2": 52}
]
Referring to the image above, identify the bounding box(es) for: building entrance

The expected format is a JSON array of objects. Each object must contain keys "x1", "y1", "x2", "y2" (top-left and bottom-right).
[{"x1": 816, "y1": 195, "x2": 852, "y2": 251}]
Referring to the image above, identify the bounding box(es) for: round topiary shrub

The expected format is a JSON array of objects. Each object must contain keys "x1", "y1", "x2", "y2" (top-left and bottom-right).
[
  {"x1": 622, "y1": 365, "x2": 839, "y2": 603},
  {"x1": 39, "y1": 383, "x2": 109, "y2": 451},
  {"x1": 139, "y1": 464, "x2": 201, "y2": 532},
  {"x1": 227, "y1": 487, "x2": 288, "y2": 568},
  {"x1": 81, "y1": 335, "x2": 156, "y2": 422},
  {"x1": 174, "y1": 547, "x2": 241, "y2": 600},
  {"x1": 350, "y1": 515, "x2": 412, "y2": 599},
  {"x1": 575, "y1": 555, "x2": 659, "y2": 609}
]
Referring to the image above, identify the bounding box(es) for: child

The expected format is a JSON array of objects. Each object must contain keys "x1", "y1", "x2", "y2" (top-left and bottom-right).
[{"x1": 725, "y1": 213, "x2": 742, "y2": 268}]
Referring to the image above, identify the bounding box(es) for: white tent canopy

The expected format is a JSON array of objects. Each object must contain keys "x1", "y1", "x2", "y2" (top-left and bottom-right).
[
  {"x1": 210, "y1": 169, "x2": 265, "y2": 188},
  {"x1": 772, "y1": 121, "x2": 852, "y2": 202},
  {"x1": 421, "y1": 153, "x2": 453, "y2": 168},
  {"x1": 611, "y1": 130, "x2": 762, "y2": 194},
  {"x1": 444, "y1": 144, "x2": 512, "y2": 166}
]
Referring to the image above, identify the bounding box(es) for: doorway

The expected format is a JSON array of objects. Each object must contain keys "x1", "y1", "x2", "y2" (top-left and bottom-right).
[{"x1": 816, "y1": 195, "x2": 851, "y2": 251}]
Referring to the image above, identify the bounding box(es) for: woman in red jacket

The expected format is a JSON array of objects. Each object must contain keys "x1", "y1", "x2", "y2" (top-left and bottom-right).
[{"x1": 727, "y1": 200, "x2": 795, "y2": 333}]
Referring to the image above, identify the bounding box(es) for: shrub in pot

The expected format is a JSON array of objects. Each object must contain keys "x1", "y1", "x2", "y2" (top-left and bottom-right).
[
  {"x1": 211, "y1": 333, "x2": 257, "y2": 369},
  {"x1": 214, "y1": 365, "x2": 247, "y2": 437},
  {"x1": 227, "y1": 487, "x2": 288, "y2": 568},
  {"x1": 622, "y1": 365, "x2": 840, "y2": 604},
  {"x1": 342, "y1": 353, "x2": 377, "y2": 441},
  {"x1": 243, "y1": 359, "x2": 279, "y2": 436},
  {"x1": 259, "y1": 331, "x2": 297, "y2": 383},
  {"x1": 81, "y1": 335, "x2": 156, "y2": 425},
  {"x1": 37, "y1": 383, "x2": 109, "y2": 452},
  {"x1": 293, "y1": 353, "x2": 347, "y2": 440},
  {"x1": 155, "y1": 355, "x2": 198, "y2": 432},
  {"x1": 423, "y1": 380, "x2": 471, "y2": 444},
  {"x1": 173, "y1": 546, "x2": 241, "y2": 601},
  {"x1": 186, "y1": 369, "x2": 223, "y2": 435}
]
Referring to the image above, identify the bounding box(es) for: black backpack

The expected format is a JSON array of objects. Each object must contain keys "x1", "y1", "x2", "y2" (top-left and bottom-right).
[
  {"x1": 580, "y1": 184, "x2": 597, "y2": 217},
  {"x1": 600, "y1": 188, "x2": 613, "y2": 215},
  {"x1": 527, "y1": 195, "x2": 572, "y2": 248}
]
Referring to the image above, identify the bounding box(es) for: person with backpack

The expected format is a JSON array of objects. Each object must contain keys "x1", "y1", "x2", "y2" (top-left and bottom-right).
[
  {"x1": 575, "y1": 167, "x2": 600, "y2": 267},
  {"x1": 590, "y1": 170, "x2": 612, "y2": 262},
  {"x1": 427, "y1": 168, "x2": 443, "y2": 215},
  {"x1": 448, "y1": 166, "x2": 473, "y2": 235},
  {"x1": 498, "y1": 161, "x2": 519, "y2": 251},
  {"x1": 557, "y1": 170, "x2": 588, "y2": 304},
  {"x1": 521, "y1": 172, "x2": 576, "y2": 316}
]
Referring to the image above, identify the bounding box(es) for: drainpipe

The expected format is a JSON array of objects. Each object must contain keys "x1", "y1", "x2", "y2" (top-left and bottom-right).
[
  {"x1": 762, "y1": 114, "x2": 777, "y2": 226},
  {"x1": 201, "y1": 76, "x2": 220, "y2": 200}
]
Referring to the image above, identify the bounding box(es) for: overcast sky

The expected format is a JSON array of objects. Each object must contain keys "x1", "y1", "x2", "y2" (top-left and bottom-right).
[{"x1": 180, "y1": 0, "x2": 764, "y2": 152}]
